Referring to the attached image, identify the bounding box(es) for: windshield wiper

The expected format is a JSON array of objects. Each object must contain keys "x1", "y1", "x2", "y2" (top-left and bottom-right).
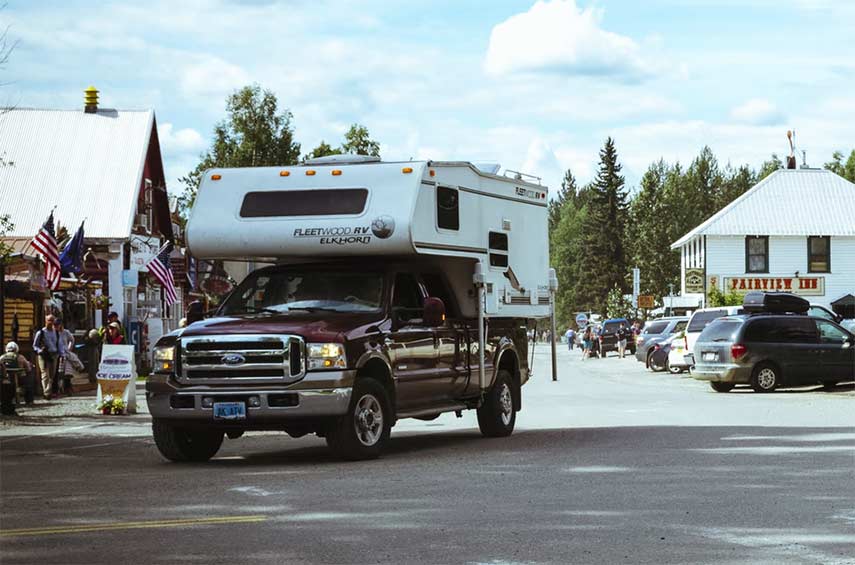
[
  {"x1": 286, "y1": 306, "x2": 343, "y2": 313},
  {"x1": 233, "y1": 306, "x2": 279, "y2": 315}
]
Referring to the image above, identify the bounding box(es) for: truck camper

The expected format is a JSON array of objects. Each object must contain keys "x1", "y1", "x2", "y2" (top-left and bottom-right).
[{"x1": 147, "y1": 155, "x2": 556, "y2": 461}]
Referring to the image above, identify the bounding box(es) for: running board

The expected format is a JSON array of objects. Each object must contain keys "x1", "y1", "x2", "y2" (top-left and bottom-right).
[{"x1": 397, "y1": 403, "x2": 469, "y2": 420}]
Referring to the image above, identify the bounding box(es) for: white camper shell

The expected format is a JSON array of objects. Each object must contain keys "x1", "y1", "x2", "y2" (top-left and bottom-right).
[{"x1": 187, "y1": 158, "x2": 552, "y2": 319}]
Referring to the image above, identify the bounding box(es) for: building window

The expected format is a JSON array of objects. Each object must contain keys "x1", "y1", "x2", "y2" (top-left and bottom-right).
[
  {"x1": 808, "y1": 236, "x2": 830, "y2": 273},
  {"x1": 745, "y1": 236, "x2": 768, "y2": 273}
]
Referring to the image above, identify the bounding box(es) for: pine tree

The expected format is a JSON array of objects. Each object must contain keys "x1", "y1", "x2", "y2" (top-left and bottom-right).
[
  {"x1": 626, "y1": 160, "x2": 675, "y2": 300},
  {"x1": 578, "y1": 137, "x2": 629, "y2": 313},
  {"x1": 548, "y1": 169, "x2": 578, "y2": 234}
]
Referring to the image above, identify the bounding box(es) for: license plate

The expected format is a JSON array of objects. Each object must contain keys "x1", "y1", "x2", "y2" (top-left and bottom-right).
[
  {"x1": 702, "y1": 352, "x2": 718, "y2": 362},
  {"x1": 213, "y1": 402, "x2": 246, "y2": 420},
  {"x1": 683, "y1": 354, "x2": 695, "y2": 366}
]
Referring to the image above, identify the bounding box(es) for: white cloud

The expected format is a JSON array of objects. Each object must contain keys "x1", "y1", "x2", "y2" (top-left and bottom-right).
[
  {"x1": 484, "y1": 0, "x2": 652, "y2": 81},
  {"x1": 730, "y1": 98, "x2": 785, "y2": 126},
  {"x1": 178, "y1": 55, "x2": 252, "y2": 101},
  {"x1": 522, "y1": 137, "x2": 564, "y2": 192},
  {"x1": 159, "y1": 123, "x2": 206, "y2": 154}
]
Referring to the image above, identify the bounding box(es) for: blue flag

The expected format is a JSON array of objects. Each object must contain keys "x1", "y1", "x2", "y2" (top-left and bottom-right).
[{"x1": 59, "y1": 221, "x2": 85, "y2": 275}]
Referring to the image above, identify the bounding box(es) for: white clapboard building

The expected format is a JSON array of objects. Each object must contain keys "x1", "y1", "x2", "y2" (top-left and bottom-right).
[{"x1": 671, "y1": 167, "x2": 855, "y2": 316}]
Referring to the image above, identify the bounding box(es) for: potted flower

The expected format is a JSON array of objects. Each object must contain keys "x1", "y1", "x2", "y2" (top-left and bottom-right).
[{"x1": 97, "y1": 395, "x2": 126, "y2": 415}]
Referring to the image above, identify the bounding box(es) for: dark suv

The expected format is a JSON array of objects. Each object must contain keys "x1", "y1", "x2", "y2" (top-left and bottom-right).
[
  {"x1": 598, "y1": 318, "x2": 635, "y2": 357},
  {"x1": 692, "y1": 315, "x2": 855, "y2": 393}
]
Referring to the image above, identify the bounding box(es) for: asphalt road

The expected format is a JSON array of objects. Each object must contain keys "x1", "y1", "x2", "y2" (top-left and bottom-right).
[{"x1": 2, "y1": 347, "x2": 854, "y2": 565}]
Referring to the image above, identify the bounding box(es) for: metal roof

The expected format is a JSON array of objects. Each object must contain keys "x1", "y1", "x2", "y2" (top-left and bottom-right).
[
  {"x1": 672, "y1": 168, "x2": 855, "y2": 248},
  {"x1": 0, "y1": 107, "x2": 155, "y2": 240}
]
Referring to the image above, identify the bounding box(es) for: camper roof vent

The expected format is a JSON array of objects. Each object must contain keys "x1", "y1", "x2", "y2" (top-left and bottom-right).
[
  {"x1": 474, "y1": 162, "x2": 501, "y2": 175},
  {"x1": 303, "y1": 154, "x2": 381, "y2": 166}
]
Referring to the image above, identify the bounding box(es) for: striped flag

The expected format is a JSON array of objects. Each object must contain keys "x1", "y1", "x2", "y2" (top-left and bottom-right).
[
  {"x1": 145, "y1": 241, "x2": 178, "y2": 306},
  {"x1": 30, "y1": 212, "x2": 61, "y2": 290}
]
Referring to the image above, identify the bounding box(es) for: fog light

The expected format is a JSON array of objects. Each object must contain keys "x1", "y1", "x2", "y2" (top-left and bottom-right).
[
  {"x1": 248, "y1": 396, "x2": 261, "y2": 408},
  {"x1": 201, "y1": 397, "x2": 214, "y2": 408}
]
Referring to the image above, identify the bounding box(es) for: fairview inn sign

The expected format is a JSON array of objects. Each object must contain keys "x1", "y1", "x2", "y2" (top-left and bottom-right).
[{"x1": 722, "y1": 276, "x2": 825, "y2": 296}]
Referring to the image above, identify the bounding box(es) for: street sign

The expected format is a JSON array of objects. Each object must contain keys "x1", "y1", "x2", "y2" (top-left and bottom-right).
[
  {"x1": 632, "y1": 268, "x2": 640, "y2": 307},
  {"x1": 575, "y1": 313, "x2": 588, "y2": 327},
  {"x1": 638, "y1": 295, "x2": 655, "y2": 309}
]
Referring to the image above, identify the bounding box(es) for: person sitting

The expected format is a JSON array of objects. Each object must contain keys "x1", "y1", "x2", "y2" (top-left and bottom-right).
[
  {"x1": 2, "y1": 342, "x2": 35, "y2": 414},
  {"x1": 98, "y1": 311, "x2": 125, "y2": 342},
  {"x1": 103, "y1": 323, "x2": 126, "y2": 345}
]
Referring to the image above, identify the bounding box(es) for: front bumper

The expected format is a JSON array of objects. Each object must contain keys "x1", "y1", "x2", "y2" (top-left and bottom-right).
[
  {"x1": 146, "y1": 370, "x2": 355, "y2": 422},
  {"x1": 692, "y1": 363, "x2": 752, "y2": 384}
]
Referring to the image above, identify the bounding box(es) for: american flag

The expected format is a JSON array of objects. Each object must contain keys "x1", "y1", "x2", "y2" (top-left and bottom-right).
[
  {"x1": 30, "y1": 212, "x2": 61, "y2": 290},
  {"x1": 145, "y1": 241, "x2": 178, "y2": 306}
]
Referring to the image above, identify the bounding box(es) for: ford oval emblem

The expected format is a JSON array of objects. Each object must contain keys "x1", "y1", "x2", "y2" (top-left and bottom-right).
[{"x1": 221, "y1": 353, "x2": 246, "y2": 366}]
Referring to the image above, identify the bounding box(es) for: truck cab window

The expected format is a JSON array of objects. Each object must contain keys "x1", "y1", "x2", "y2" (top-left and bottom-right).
[
  {"x1": 393, "y1": 273, "x2": 424, "y2": 323},
  {"x1": 437, "y1": 187, "x2": 460, "y2": 230}
]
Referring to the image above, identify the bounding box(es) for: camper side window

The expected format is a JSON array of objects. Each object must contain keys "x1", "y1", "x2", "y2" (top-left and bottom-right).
[
  {"x1": 489, "y1": 231, "x2": 509, "y2": 270},
  {"x1": 436, "y1": 187, "x2": 460, "y2": 231}
]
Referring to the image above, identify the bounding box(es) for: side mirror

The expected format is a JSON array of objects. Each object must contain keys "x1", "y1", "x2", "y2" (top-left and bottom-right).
[{"x1": 423, "y1": 297, "x2": 446, "y2": 328}]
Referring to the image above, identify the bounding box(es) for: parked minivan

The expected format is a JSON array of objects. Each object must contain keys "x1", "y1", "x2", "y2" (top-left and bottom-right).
[
  {"x1": 692, "y1": 315, "x2": 855, "y2": 392},
  {"x1": 635, "y1": 317, "x2": 689, "y2": 370},
  {"x1": 667, "y1": 306, "x2": 745, "y2": 372}
]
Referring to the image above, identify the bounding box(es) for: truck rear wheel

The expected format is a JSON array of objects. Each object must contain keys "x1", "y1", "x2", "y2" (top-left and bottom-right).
[
  {"x1": 326, "y1": 378, "x2": 391, "y2": 460},
  {"x1": 152, "y1": 419, "x2": 224, "y2": 462},
  {"x1": 477, "y1": 369, "x2": 516, "y2": 438}
]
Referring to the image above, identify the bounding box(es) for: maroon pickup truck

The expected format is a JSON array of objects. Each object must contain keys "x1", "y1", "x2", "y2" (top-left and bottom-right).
[{"x1": 147, "y1": 260, "x2": 531, "y2": 461}]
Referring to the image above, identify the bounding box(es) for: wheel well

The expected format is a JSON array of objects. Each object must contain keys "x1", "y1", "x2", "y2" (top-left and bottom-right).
[
  {"x1": 357, "y1": 358, "x2": 396, "y2": 418},
  {"x1": 497, "y1": 350, "x2": 521, "y2": 411}
]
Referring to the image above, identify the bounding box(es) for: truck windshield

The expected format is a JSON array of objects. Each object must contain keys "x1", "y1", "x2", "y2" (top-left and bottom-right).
[{"x1": 219, "y1": 270, "x2": 383, "y2": 315}]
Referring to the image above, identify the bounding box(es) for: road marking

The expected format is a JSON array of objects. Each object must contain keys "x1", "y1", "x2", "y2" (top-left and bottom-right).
[{"x1": 0, "y1": 515, "x2": 266, "y2": 537}]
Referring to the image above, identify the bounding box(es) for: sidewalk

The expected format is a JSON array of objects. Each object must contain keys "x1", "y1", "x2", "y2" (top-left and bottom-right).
[{"x1": 0, "y1": 381, "x2": 151, "y2": 437}]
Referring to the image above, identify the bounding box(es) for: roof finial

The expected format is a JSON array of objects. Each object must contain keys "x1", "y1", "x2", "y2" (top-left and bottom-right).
[{"x1": 84, "y1": 86, "x2": 99, "y2": 114}]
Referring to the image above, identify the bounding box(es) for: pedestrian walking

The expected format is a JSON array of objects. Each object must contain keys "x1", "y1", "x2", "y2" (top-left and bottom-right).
[
  {"x1": 564, "y1": 327, "x2": 575, "y2": 351},
  {"x1": 582, "y1": 327, "x2": 592, "y2": 359},
  {"x1": 33, "y1": 314, "x2": 60, "y2": 400},
  {"x1": 617, "y1": 323, "x2": 628, "y2": 359},
  {"x1": 54, "y1": 318, "x2": 75, "y2": 395}
]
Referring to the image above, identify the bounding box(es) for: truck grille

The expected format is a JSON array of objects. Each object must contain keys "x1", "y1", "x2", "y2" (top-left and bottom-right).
[{"x1": 177, "y1": 334, "x2": 304, "y2": 385}]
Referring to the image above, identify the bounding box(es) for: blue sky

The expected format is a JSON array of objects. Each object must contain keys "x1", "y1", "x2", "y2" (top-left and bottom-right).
[{"x1": 2, "y1": 0, "x2": 853, "y2": 194}]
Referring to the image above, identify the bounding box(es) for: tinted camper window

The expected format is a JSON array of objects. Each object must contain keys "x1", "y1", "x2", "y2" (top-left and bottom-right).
[
  {"x1": 437, "y1": 187, "x2": 460, "y2": 230},
  {"x1": 240, "y1": 189, "x2": 368, "y2": 217}
]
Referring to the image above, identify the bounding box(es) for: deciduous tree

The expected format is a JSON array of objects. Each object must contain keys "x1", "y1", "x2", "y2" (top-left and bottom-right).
[{"x1": 178, "y1": 84, "x2": 301, "y2": 217}]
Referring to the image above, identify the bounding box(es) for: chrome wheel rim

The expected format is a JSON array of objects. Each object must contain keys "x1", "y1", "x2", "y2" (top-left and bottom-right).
[
  {"x1": 498, "y1": 383, "x2": 513, "y2": 426},
  {"x1": 757, "y1": 368, "x2": 776, "y2": 389},
  {"x1": 354, "y1": 394, "x2": 383, "y2": 446}
]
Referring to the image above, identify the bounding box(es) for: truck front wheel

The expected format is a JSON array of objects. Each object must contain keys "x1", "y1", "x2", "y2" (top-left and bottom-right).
[
  {"x1": 477, "y1": 369, "x2": 516, "y2": 438},
  {"x1": 326, "y1": 379, "x2": 391, "y2": 460},
  {"x1": 152, "y1": 419, "x2": 224, "y2": 462}
]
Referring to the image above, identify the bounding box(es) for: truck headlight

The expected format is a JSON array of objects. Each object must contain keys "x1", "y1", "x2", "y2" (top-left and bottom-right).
[
  {"x1": 153, "y1": 346, "x2": 175, "y2": 374},
  {"x1": 307, "y1": 342, "x2": 346, "y2": 371}
]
